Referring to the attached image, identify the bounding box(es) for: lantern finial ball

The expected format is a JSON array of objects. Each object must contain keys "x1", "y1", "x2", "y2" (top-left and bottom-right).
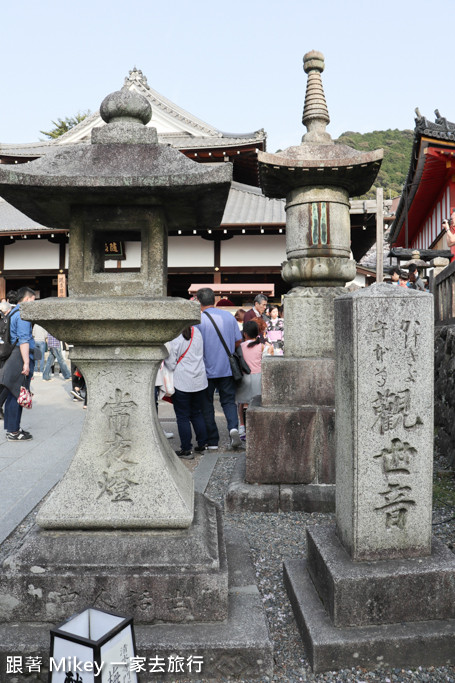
[
  {"x1": 100, "y1": 89, "x2": 152, "y2": 126},
  {"x1": 303, "y1": 50, "x2": 325, "y2": 74}
]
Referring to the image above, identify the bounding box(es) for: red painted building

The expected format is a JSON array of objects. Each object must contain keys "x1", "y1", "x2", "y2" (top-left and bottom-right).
[{"x1": 390, "y1": 109, "x2": 455, "y2": 253}]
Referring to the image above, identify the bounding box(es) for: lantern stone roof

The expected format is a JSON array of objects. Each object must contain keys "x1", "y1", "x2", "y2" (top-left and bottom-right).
[
  {"x1": 258, "y1": 50, "x2": 383, "y2": 198},
  {"x1": 0, "y1": 87, "x2": 232, "y2": 231}
]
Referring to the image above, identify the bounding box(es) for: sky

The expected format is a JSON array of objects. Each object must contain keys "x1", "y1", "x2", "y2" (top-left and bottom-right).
[{"x1": 1, "y1": 0, "x2": 454, "y2": 153}]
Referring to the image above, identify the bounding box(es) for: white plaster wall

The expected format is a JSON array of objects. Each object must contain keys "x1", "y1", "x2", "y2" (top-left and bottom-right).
[
  {"x1": 220, "y1": 235, "x2": 286, "y2": 267},
  {"x1": 4, "y1": 240, "x2": 60, "y2": 270},
  {"x1": 168, "y1": 237, "x2": 214, "y2": 267},
  {"x1": 120, "y1": 241, "x2": 141, "y2": 268}
]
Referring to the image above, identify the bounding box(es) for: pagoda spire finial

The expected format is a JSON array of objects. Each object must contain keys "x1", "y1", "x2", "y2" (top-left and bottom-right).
[{"x1": 301, "y1": 50, "x2": 332, "y2": 144}]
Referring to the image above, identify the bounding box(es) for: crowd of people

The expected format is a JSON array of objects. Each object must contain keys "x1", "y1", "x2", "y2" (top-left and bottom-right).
[
  {"x1": 389, "y1": 264, "x2": 428, "y2": 290},
  {"x1": 0, "y1": 285, "x2": 282, "y2": 450},
  {"x1": 163, "y1": 289, "x2": 284, "y2": 459},
  {"x1": 0, "y1": 266, "x2": 433, "y2": 450}
]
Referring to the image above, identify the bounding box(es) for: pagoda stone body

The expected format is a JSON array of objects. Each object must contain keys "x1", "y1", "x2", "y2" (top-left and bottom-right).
[
  {"x1": 0, "y1": 88, "x2": 272, "y2": 680},
  {"x1": 227, "y1": 51, "x2": 383, "y2": 512}
]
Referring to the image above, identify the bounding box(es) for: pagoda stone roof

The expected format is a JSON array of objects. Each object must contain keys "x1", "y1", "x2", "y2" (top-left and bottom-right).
[{"x1": 259, "y1": 143, "x2": 383, "y2": 198}]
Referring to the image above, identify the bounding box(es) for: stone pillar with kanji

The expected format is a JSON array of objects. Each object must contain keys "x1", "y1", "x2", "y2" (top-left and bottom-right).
[{"x1": 284, "y1": 284, "x2": 455, "y2": 672}]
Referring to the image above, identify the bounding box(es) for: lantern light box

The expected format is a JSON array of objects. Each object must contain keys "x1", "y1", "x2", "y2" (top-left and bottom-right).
[{"x1": 49, "y1": 608, "x2": 138, "y2": 683}]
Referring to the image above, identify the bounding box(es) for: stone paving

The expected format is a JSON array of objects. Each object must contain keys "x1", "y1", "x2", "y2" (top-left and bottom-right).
[{"x1": 0, "y1": 375, "x2": 83, "y2": 544}]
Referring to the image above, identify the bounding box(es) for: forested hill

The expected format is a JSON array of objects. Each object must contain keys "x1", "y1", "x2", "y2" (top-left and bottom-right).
[{"x1": 335, "y1": 129, "x2": 414, "y2": 200}]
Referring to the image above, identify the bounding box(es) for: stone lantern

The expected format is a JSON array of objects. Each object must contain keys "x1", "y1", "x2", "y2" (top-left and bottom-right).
[
  {"x1": 227, "y1": 51, "x2": 383, "y2": 512},
  {"x1": 0, "y1": 88, "x2": 232, "y2": 529},
  {"x1": 0, "y1": 88, "x2": 272, "y2": 677}
]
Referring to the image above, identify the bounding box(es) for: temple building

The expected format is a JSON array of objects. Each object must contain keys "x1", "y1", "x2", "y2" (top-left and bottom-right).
[
  {"x1": 389, "y1": 108, "x2": 455, "y2": 257},
  {"x1": 0, "y1": 68, "x2": 383, "y2": 302}
]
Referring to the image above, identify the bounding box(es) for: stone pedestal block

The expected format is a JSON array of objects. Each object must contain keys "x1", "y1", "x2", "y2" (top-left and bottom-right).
[
  {"x1": 261, "y1": 356, "x2": 334, "y2": 406},
  {"x1": 225, "y1": 455, "x2": 335, "y2": 513},
  {"x1": 283, "y1": 287, "x2": 345, "y2": 358},
  {"x1": 0, "y1": 495, "x2": 227, "y2": 625},
  {"x1": 0, "y1": 527, "x2": 273, "y2": 681},
  {"x1": 306, "y1": 524, "x2": 455, "y2": 627},
  {"x1": 284, "y1": 556, "x2": 455, "y2": 674},
  {"x1": 245, "y1": 399, "x2": 335, "y2": 485}
]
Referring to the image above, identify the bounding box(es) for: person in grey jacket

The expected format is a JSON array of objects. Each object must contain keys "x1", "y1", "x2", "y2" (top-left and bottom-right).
[{"x1": 164, "y1": 325, "x2": 207, "y2": 459}]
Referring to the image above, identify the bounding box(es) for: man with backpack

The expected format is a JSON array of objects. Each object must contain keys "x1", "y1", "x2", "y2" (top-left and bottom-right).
[
  {"x1": 0, "y1": 287, "x2": 36, "y2": 441},
  {"x1": 0, "y1": 301, "x2": 13, "y2": 418}
]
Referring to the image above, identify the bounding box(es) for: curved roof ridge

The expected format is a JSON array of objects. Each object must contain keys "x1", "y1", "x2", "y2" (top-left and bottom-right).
[
  {"x1": 124, "y1": 66, "x2": 221, "y2": 137},
  {"x1": 1, "y1": 68, "x2": 266, "y2": 152}
]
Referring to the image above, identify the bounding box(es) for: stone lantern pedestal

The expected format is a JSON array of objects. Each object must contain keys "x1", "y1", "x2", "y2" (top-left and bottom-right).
[
  {"x1": 0, "y1": 89, "x2": 272, "y2": 679},
  {"x1": 227, "y1": 51, "x2": 383, "y2": 513}
]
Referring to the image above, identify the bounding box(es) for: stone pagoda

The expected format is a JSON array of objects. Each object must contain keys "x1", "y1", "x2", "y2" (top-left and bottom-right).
[
  {"x1": 0, "y1": 88, "x2": 272, "y2": 679},
  {"x1": 227, "y1": 50, "x2": 383, "y2": 513}
]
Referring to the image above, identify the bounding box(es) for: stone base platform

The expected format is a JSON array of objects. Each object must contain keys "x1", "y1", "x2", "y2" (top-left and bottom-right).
[
  {"x1": 0, "y1": 526, "x2": 273, "y2": 682},
  {"x1": 0, "y1": 494, "x2": 228, "y2": 625},
  {"x1": 225, "y1": 455, "x2": 335, "y2": 513},
  {"x1": 284, "y1": 524, "x2": 455, "y2": 673},
  {"x1": 306, "y1": 524, "x2": 455, "y2": 627}
]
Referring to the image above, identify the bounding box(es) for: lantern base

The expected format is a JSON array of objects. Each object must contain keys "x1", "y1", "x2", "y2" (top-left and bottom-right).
[
  {"x1": 0, "y1": 494, "x2": 228, "y2": 625},
  {"x1": 0, "y1": 524, "x2": 273, "y2": 681}
]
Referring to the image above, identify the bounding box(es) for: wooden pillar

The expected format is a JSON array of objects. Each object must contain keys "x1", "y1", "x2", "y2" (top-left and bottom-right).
[
  {"x1": 214, "y1": 238, "x2": 221, "y2": 302},
  {"x1": 59, "y1": 241, "x2": 66, "y2": 270},
  {"x1": 376, "y1": 187, "x2": 384, "y2": 283},
  {"x1": 0, "y1": 277, "x2": 6, "y2": 301}
]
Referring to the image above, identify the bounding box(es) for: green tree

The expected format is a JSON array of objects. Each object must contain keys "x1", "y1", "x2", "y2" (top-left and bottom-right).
[
  {"x1": 40, "y1": 111, "x2": 90, "y2": 139},
  {"x1": 336, "y1": 129, "x2": 414, "y2": 199}
]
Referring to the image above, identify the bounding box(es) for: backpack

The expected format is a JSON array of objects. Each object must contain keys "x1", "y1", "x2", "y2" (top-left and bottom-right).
[
  {"x1": 0, "y1": 312, "x2": 8, "y2": 343},
  {"x1": 0, "y1": 309, "x2": 19, "y2": 363}
]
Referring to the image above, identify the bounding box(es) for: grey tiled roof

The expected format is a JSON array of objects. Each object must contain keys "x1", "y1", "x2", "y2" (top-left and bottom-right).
[
  {"x1": 0, "y1": 142, "x2": 55, "y2": 157},
  {"x1": 160, "y1": 132, "x2": 265, "y2": 149},
  {"x1": 0, "y1": 129, "x2": 265, "y2": 158},
  {"x1": 0, "y1": 199, "x2": 50, "y2": 231},
  {"x1": 0, "y1": 184, "x2": 285, "y2": 233},
  {"x1": 222, "y1": 182, "x2": 285, "y2": 224}
]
